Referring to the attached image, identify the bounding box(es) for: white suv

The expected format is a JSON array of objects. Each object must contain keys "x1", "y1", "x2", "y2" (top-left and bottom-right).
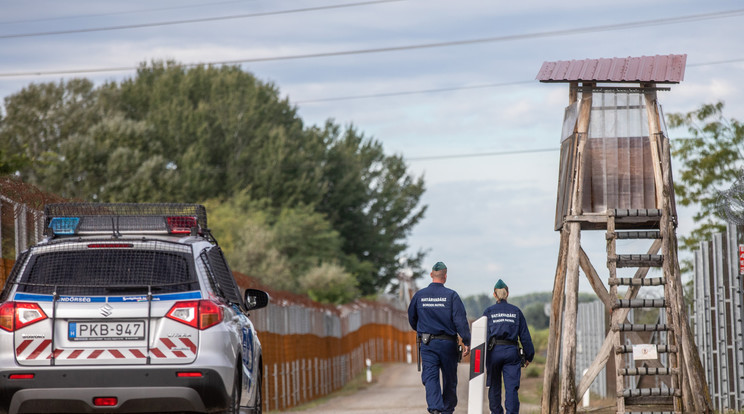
[{"x1": 0, "y1": 203, "x2": 267, "y2": 414}]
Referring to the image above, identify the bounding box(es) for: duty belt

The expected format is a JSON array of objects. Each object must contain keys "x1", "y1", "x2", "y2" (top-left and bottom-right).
[
  {"x1": 420, "y1": 333, "x2": 457, "y2": 344},
  {"x1": 430, "y1": 334, "x2": 457, "y2": 341},
  {"x1": 488, "y1": 338, "x2": 518, "y2": 350}
]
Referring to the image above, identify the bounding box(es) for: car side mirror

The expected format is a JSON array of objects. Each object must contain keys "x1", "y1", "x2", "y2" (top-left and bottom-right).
[{"x1": 244, "y1": 289, "x2": 269, "y2": 311}]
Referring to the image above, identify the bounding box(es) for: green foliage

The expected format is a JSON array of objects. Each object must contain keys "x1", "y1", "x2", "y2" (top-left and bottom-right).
[
  {"x1": 462, "y1": 294, "x2": 493, "y2": 319},
  {"x1": 0, "y1": 148, "x2": 29, "y2": 175},
  {"x1": 0, "y1": 61, "x2": 427, "y2": 299},
  {"x1": 300, "y1": 263, "x2": 360, "y2": 304},
  {"x1": 525, "y1": 364, "x2": 541, "y2": 378},
  {"x1": 523, "y1": 302, "x2": 550, "y2": 330},
  {"x1": 667, "y1": 101, "x2": 743, "y2": 270},
  {"x1": 463, "y1": 291, "x2": 597, "y2": 324},
  {"x1": 529, "y1": 327, "x2": 549, "y2": 355}
]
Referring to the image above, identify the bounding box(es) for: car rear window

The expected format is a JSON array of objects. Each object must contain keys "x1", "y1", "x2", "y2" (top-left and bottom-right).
[{"x1": 17, "y1": 248, "x2": 198, "y2": 296}]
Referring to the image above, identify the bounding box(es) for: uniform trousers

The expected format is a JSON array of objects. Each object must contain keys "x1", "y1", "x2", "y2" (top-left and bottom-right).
[
  {"x1": 487, "y1": 345, "x2": 521, "y2": 414},
  {"x1": 420, "y1": 338, "x2": 458, "y2": 414}
]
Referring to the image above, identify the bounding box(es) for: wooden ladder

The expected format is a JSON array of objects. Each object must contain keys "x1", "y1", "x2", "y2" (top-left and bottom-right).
[{"x1": 607, "y1": 208, "x2": 683, "y2": 414}]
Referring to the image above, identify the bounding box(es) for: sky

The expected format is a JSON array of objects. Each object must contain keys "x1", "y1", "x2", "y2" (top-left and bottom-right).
[{"x1": 1, "y1": 0, "x2": 742, "y2": 298}]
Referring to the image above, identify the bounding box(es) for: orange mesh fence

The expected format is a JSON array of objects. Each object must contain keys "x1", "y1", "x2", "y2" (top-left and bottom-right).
[{"x1": 235, "y1": 272, "x2": 417, "y2": 411}]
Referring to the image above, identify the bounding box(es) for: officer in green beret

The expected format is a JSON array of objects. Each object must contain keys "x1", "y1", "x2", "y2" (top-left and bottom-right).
[
  {"x1": 408, "y1": 261, "x2": 471, "y2": 414},
  {"x1": 482, "y1": 279, "x2": 535, "y2": 414}
]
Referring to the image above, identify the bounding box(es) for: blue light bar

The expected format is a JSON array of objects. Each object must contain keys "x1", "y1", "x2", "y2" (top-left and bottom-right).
[{"x1": 49, "y1": 217, "x2": 80, "y2": 235}]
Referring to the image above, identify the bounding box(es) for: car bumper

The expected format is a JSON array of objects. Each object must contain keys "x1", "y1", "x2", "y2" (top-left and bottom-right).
[{"x1": 0, "y1": 367, "x2": 230, "y2": 413}]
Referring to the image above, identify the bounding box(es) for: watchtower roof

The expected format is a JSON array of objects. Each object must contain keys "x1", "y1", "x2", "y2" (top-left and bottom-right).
[{"x1": 536, "y1": 54, "x2": 686, "y2": 84}]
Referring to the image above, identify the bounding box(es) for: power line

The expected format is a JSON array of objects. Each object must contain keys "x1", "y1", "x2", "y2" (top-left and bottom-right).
[
  {"x1": 295, "y1": 81, "x2": 534, "y2": 103},
  {"x1": 406, "y1": 137, "x2": 691, "y2": 162},
  {"x1": 0, "y1": 0, "x2": 405, "y2": 39},
  {"x1": 406, "y1": 147, "x2": 559, "y2": 161},
  {"x1": 294, "y1": 57, "x2": 744, "y2": 104},
  {"x1": 2, "y1": 7, "x2": 743, "y2": 78},
  {"x1": 0, "y1": 0, "x2": 249, "y2": 25}
]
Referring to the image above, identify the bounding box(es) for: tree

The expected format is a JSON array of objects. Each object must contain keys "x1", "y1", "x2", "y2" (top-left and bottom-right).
[
  {"x1": 0, "y1": 61, "x2": 427, "y2": 297},
  {"x1": 300, "y1": 263, "x2": 359, "y2": 304},
  {"x1": 315, "y1": 122, "x2": 427, "y2": 294},
  {"x1": 667, "y1": 101, "x2": 744, "y2": 268}
]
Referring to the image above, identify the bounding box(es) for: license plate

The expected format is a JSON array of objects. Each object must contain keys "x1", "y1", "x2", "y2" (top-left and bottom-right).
[{"x1": 68, "y1": 320, "x2": 145, "y2": 341}]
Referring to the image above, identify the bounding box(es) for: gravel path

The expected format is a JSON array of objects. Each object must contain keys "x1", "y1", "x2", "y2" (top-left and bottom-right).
[
  {"x1": 279, "y1": 362, "x2": 537, "y2": 414},
  {"x1": 282, "y1": 362, "x2": 436, "y2": 413}
]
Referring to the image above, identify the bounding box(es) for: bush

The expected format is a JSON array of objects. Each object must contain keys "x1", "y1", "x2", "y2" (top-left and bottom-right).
[
  {"x1": 525, "y1": 364, "x2": 541, "y2": 378},
  {"x1": 300, "y1": 263, "x2": 360, "y2": 304}
]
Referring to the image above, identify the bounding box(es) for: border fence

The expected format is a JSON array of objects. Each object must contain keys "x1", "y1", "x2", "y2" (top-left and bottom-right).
[
  {"x1": 692, "y1": 222, "x2": 744, "y2": 412},
  {"x1": 0, "y1": 180, "x2": 416, "y2": 412},
  {"x1": 576, "y1": 300, "x2": 608, "y2": 399}
]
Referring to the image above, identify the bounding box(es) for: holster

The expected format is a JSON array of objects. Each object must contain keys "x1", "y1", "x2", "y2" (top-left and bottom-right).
[
  {"x1": 420, "y1": 333, "x2": 432, "y2": 345},
  {"x1": 416, "y1": 335, "x2": 422, "y2": 372},
  {"x1": 519, "y1": 347, "x2": 526, "y2": 367},
  {"x1": 457, "y1": 344, "x2": 463, "y2": 363}
]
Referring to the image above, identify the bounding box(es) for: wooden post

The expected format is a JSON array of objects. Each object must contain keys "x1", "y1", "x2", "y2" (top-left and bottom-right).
[
  {"x1": 560, "y1": 222, "x2": 581, "y2": 414},
  {"x1": 558, "y1": 83, "x2": 592, "y2": 414},
  {"x1": 542, "y1": 81, "x2": 582, "y2": 414},
  {"x1": 644, "y1": 84, "x2": 665, "y2": 209},
  {"x1": 541, "y1": 229, "x2": 569, "y2": 414}
]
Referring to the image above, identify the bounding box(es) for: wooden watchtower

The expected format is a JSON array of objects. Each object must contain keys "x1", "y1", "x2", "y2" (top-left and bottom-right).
[{"x1": 536, "y1": 55, "x2": 712, "y2": 414}]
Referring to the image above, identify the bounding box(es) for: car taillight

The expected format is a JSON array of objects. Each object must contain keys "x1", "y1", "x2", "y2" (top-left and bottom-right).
[
  {"x1": 9, "y1": 373, "x2": 34, "y2": 380},
  {"x1": 93, "y1": 397, "x2": 118, "y2": 407},
  {"x1": 166, "y1": 300, "x2": 222, "y2": 330},
  {"x1": 0, "y1": 302, "x2": 48, "y2": 332},
  {"x1": 176, "y1": 371, "x2": 203, "y2": 378}
]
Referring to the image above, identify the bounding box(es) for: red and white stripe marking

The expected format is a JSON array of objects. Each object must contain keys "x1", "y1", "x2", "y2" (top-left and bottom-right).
[
  {"x1": 468, "y1": 316, "x2": 488, "y2": 414},
  {"x1": 15, "y1": 338, "x2": 197, "y2": 361}
]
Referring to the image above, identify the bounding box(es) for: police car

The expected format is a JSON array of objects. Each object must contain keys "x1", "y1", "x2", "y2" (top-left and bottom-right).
[{"x1": 0, "y1": 203, "x2": 267, "y2": 414}]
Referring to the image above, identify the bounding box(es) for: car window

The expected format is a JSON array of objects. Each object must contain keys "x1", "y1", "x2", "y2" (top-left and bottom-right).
[
  {"x1": 16, "y1": 248, "x2": 198, "y2": 296},
  {"x1": 203, "y1": 246, "x2": 243, "y2": 308}
]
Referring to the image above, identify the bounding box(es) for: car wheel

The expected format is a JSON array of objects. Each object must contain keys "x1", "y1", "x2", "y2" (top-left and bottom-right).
[{"x1": 254, "y1": 365, "x2": 263, "y2": 414}]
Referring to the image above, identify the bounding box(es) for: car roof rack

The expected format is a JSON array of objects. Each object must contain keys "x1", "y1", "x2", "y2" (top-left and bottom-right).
[{"x1": 44, "y1": 203, "x2": 211, "y2": 238}]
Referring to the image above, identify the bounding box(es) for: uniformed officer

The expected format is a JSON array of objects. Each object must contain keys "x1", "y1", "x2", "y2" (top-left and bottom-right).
[
  {"x1": 482, "y1": 279, "x2": 534, "y2": 414},
  {"x1": 408, "y1": 261, "x2": 471, "y2": 414}
]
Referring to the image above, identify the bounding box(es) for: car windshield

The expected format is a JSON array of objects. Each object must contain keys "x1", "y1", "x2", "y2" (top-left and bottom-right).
[{"x1": 16, "y1": 248, "x2": 198, "y2": 296}]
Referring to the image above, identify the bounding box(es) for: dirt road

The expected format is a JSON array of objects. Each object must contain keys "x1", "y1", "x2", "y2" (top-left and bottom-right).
[{"x1": 281, "y1": 362, "x2": 540, "y2": 414}]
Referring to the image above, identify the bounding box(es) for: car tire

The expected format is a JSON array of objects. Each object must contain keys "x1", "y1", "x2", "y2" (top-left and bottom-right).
[
  {"x1": 218, "y1": 366, "x2": 241, "y2": 414},
  {"x1": 254, "y1": 364, "x2": 263, "y2": 414}
]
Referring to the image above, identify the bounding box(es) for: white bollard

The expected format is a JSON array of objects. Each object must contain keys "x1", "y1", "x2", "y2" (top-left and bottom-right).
[
  {"x1": 468, "y1": 316, "x2": 488, "y2": 414},
  {"x1": 582, "y1": 368, "x2": 590, "y2": 407},
  {"x1": 406, "y1": 344, "x2": 412, "y2": 364},
  {"x1": 366, "y1": 358, "x2": 372, "y2": 383}
]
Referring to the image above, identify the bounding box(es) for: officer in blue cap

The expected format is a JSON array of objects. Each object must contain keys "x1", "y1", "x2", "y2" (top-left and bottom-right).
[
  {"x1": 408, "y1": 261, "x2": 471, "y2": 414},
  {"x1": 482, "y1": 278, "x2": 534, "y2": 414}
]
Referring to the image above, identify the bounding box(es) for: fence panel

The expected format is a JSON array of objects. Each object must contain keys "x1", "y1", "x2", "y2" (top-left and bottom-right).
[{"x1": 693, "y1": 224, "x2": 744, "y2": 412}]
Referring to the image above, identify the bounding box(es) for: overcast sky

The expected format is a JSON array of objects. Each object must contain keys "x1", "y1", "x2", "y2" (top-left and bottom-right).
[{"x1": 1, "y1": 0, "x2": 742, "y2": 298}]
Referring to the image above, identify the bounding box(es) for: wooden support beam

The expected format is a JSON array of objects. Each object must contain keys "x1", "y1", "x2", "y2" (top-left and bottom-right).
[
  {"x1": 643, "y1": 84, "x2": 665, "y2": 209},
  {"x1": 575, "y1": 239, "x2": 662, "y2": 400},
  {"x1": 578, "y1": 247, "x2": 613, "y2": 311}
]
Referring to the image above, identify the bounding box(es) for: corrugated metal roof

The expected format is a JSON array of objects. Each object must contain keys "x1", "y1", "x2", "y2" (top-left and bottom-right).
[{"x1": 536, "y1": 54, "x2": 686, "y2": 84}]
